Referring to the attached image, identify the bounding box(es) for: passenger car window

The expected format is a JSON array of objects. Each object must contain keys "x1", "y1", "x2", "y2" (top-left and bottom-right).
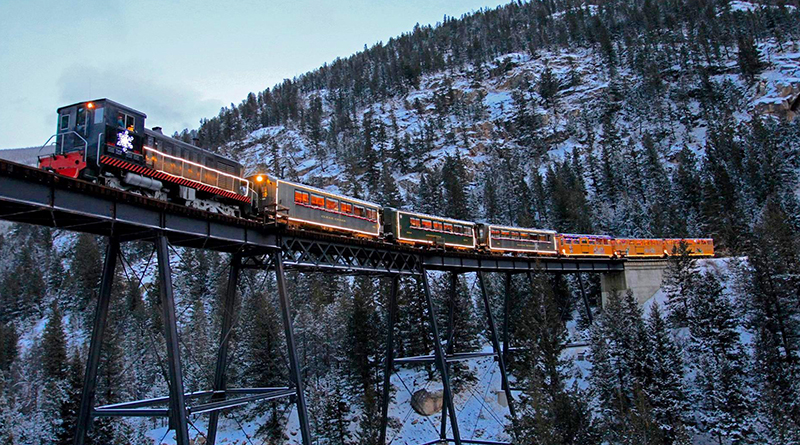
[
  {"x1": 354, "y1": 206, "x2": 365, "y2": 217},
  {"x1": 421, "y1": 219, "x2": 432, "y2": 229},
  {"x1": 366, "y1": 209, "x2": 377, "y2": 220},
  {"x1": 340, "y1": 202, "x2": 352, "y2": 213},
  {"x1": 410, "y1": 218, "x2": 420, "y2": 227},
  {"x1": 433, "y1": 221, "x2": 443, "y2": 230},
  {"x1": 310, "y1": 194, "x2": 324, "y2": 207},
  {"x1": 326, "y1": 198, "x2": 338, "y2": 210},
  {"x1": 444, "y1": 224, "x2": 453, "y2": 232},
  {"x1": 295, "y1": 190, "x2": 309, "y2": 204}
]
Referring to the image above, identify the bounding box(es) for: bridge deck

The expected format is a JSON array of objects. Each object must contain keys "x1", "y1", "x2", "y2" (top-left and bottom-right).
[{"x1": 0, "y1": 158, "x2": 624, "y2": 274}]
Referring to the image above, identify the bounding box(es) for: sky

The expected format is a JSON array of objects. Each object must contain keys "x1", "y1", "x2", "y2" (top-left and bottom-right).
[{"x1": 0, "y1": 0, "x2": 509, "y2": 149}]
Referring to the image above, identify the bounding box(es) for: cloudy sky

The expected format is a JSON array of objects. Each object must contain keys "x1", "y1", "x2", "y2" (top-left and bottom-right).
[{"x1": 0, "y1": 0, "x2": 507, "y2": 149}]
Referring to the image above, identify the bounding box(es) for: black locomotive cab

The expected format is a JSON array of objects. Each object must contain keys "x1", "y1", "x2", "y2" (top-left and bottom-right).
[{"x1": 42, "y1": 99, "x2": 146, "y2": 179}]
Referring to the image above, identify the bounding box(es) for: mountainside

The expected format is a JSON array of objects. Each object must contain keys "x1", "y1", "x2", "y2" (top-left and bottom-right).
[
  {"x1": 2, "y1": 1, "x2": 800, "y2": 444},
  {"x1": 179, "y1": 0, "x2": 800, "y2": 255}
]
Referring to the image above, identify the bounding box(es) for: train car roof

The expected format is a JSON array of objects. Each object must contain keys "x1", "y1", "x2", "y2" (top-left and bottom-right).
[
  {"x1": 561, "y1": 233, "x2": 613, "y2": 239},
  {"x1": 487, "y1": 224, "x2": 557, "y2": 234},
  {"x1": 144, "y1": 128, "x2": 239, "y2": 165},
  {"x1": 57, "y1": 98, "x2": 146, "y2": 117}
]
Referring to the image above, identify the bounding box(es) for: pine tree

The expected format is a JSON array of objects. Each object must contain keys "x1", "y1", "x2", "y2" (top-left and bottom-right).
[
  {"x1": 644, "y1": 303, "x2": 689, "y2": 443},
  {"x1": 69, "y1": 234, "x2": 103, "y2": 309},
  {"x1": 512, "y1": 272, "x2": 598, "y2": 444},
  {"x1": 56, "y1": 350, "x2": 85, "y2": 445},
  {"x1": 737, "y1": 34, "x2": 762, "y2": 82},
  {"x1": 0, "y1": 322, "x2": 18, "y2": 373},
  {"x1": 346, "y1": 277, "x2": 382, "y2": 408},
  {"x1": 380, "y1": 163, "x2": 404, "y2": 208},
  {"x1": 688, "y1": 272, "x2": 755, "y2": 444},
  {"x1": 42, "y1": 302, "x2": 67, "y2": 382},
  {"x1": 441, "y1": 152, "x2": 471, "y2": 220},
  {"x1": 318, "y1": 378, "x2": 352, "y2": 445},
  {"x1": 662, "y1": 241, "x2": 697, "y2": 327},
  {"x1": 241, "y1": 290, "x2": 287, "y2": 442},
  {"x1": 589, "y1": 290, "x2": 651, "y2": 443}
]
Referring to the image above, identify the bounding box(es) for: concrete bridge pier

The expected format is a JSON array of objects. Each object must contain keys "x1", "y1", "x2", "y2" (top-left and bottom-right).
[{"x1": 600, "y1": 260, "x2": 670, "y2": 308}]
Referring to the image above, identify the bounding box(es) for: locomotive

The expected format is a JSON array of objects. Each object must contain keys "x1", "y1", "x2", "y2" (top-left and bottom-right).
[{"x1": 39, "y1": 99, "x2": 714, "y2": 258}]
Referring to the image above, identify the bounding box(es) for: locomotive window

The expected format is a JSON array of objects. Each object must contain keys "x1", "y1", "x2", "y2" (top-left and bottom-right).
[
  {"x1": 94, "y1": 107, "x2": 103, "y2": 125},
  {"x1": 76, "y1": 107, "x2": 86, "y2": 126},
  {"x1": 581, "y1": 239, "x2": 588, "y2": 244},
  {"x1": 310, "y1": 194, "x2": 324, "y2": 207},
  {"x1": 366, "y1": 208, "x2": 377, "y2": 220},
  {"x1": 444, "y1": 223, "x2": 453, "y2": 232},
  {"x1": 59, "y1": 114, "x2": 69, "y2": 131},
  {"x1": 421, "y1": 219, "x2": 433, "y2": 229},
  {"x1": 340, "y1": 202, "x2": 352, "y2": 213},
  {"x1": 126, "y1": 115, "x2": 135, "y2": 131},
  {"x1": 433, "y1": 221, "x2": 443, "y2": 231},
  {"x1": 326, "y1": 198, "x2": 338, "y2": 210},
  {"x1": 354, "y1": 205, "x2": 365, "y2": 217},
  {"x1": 294, "y1": 190, "x2": 309, "y2": 204},
  {"x1": 410, "y1": 218, "x2": 420, "y2": 227}
]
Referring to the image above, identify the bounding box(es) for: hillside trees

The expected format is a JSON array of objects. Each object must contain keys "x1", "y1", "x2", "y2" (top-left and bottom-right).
[
  {"x1": 687, "y1": 271, "x2": 756, "y2": 444},
  {"x1": 512, "y1": 272, "x2": 598, "y2": 445}
]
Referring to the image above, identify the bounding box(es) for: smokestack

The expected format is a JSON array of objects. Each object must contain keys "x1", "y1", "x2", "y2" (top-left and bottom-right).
[{"x1": 152, "y1": 126, "x2": 163, "y2": 134}]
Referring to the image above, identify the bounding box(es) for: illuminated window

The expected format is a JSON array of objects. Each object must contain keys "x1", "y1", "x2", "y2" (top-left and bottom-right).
[
  {"x1": 310, "y1": 194, "x2": 324, "y2": 207},
  {"x1": 433, "y1": 221, "x2": 443, "y2": 231},
  {"x1": 326, "y1": 197, "x2": 338, "y2": 210},
  {"x1": 454, "y1": 225, "x2": 464, "y2": 234},
  {"x1": 294, "y1": 190, "x2": 309, "y2": 204},
  {"x1": 341, "y1": 202, "x2": 352, "y2": 213},
  {"x1": 501, "y1": 230, "x2": 510, "y2": 237},
  {"x1": 354, "y1": 206, "x2": 365, "y2": 217},
  {"x1": 491, "y1": 229, "x2": 500, "y2": 236},
  {"x1": 520, "y1": 233, "x2": 529, "y2": 240},
  {"x1": 117, "y1": 112, "x2": 135, "y2": 131},
  {"x1": 444, "y1": 223, "x2": 453, "y2": 232},
  {"x1": 366, "y1": 208, "x2": 377, "y2": 220},
  {"x1": 410, "y1": 218, "x2": 420, "y2": 227},
  {"x1": 421, "y1": 219, "x2": 433, "y2": 229}
]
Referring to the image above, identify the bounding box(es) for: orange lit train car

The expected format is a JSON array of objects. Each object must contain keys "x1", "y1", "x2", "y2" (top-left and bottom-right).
[
  {"x1": 557, "y1": 234, "x2": 614, "y2": 257},
  {"x1": 663, "y1": 238, "x2": 715, "y2": 257},
  {"x1": 613, "y1": 238, "x2": 665, "y2": 258}
]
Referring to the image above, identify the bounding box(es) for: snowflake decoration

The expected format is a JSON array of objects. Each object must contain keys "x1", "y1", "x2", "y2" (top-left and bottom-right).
[{"x1": 117, "y1": 130, "x2": 134, "y2": 152}]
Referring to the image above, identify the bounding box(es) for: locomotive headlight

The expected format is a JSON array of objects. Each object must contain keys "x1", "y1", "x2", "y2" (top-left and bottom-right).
[
  {"x1": 87, "y1": 102, "x2": 95, "y2": 109},
  {"x1": 256, "y1": 175, "x2": 264, "y2": 182}
]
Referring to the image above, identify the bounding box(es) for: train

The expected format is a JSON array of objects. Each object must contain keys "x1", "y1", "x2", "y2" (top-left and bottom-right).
[{"x1": 39, "y1": 99, "x2": 714, "y2": 258}]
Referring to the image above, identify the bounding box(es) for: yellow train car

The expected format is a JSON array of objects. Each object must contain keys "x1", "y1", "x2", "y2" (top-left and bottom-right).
[
  {"x1": 663, "y1": 238, "x2": 715, "y2": 257},
  {"x1": 557, "y1": 234, "x2": 615, "y2": 257},
  {"x1": 613, "y1": 238, "x2": 665, "y2": 258}
]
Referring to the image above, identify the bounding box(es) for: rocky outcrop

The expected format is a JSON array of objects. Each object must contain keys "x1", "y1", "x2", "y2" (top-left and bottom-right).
[{"x1": 411, "y1": 388, "x2": 444, "y2": 416}]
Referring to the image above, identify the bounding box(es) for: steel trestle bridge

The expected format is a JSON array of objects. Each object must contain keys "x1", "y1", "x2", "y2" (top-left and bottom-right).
[{"x1": 0, "y1": 159, "x2": 625, "y2": 445}]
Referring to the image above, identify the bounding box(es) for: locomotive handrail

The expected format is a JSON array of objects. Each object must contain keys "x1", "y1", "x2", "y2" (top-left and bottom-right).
[{"x1": 40, "y1": 130, "x2": 88, "y2": 158}]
